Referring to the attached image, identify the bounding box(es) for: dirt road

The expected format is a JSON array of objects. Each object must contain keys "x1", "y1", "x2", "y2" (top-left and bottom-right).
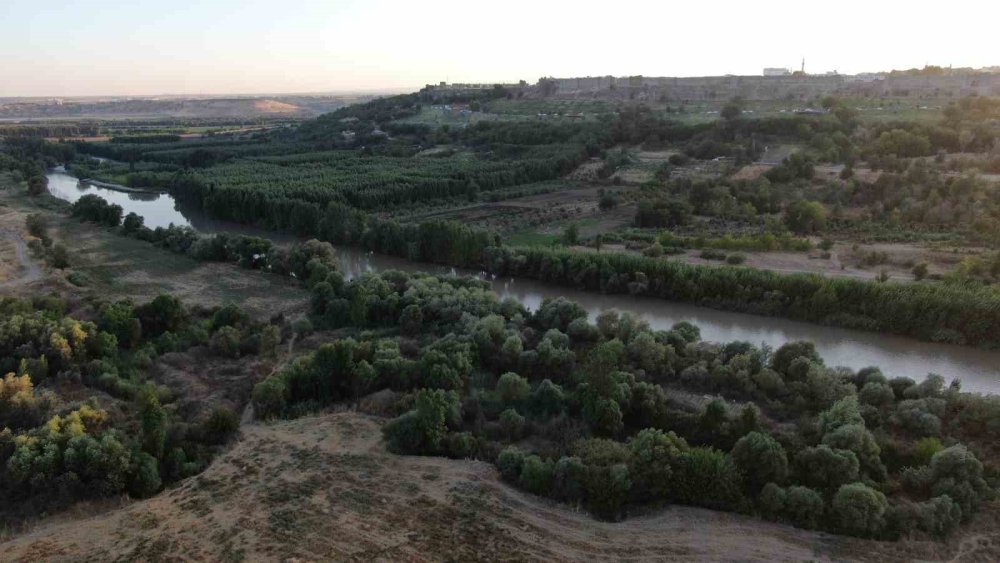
[{"x1": 0, "y1": 228, "x2": 42, "y2": 288}]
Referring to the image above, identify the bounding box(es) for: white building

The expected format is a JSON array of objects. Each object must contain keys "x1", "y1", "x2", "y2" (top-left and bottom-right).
[{"x1": 763, "y1": 68, "x2": 791, "y2": 77}]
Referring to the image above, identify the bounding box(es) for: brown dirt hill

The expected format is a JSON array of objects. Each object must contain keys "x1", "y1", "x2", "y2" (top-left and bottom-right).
[{"x1": 5, "y1": 411, "x2": 1000, "y2": 562}]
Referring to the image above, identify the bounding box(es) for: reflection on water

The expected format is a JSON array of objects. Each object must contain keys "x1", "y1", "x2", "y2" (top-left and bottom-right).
[
  {"x1": 46, "y1": 169, "x2": 1000, "y2": 393},
  {"x1": 341, "y1": 249, "x2": 1000, "y2": 394},
  {"x1": 45, "y1": 169, "x2": 297, "y2": 239},
  {"x1": 46, "y1": 168, "x2": 196, "y2": 230}
]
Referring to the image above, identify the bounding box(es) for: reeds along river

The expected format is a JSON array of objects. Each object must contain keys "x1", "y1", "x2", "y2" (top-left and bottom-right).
[{"x1": 47, "y1": 169, "x2": 1000, "y2": 394}]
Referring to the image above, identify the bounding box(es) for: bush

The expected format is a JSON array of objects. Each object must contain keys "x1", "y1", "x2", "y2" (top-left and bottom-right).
[
  {"x1": 128, "y1": 452, "x2": 162, "y2": 498},
  {"x1": 209, "y1": 326, "x2": 241, "y2": 358},
  {"x1": 915, "y1": 495, "x2": 963, "y2": 537},
  {"x1": 552, "y1": 455, "x2": 587, "y2": 503},
  {"x1": 783, "y1": 200, "x2": 827, "y2": 234},
  {"x1": 383, "y1": 389, "x2": 461, "y2": 454},
  {"x1": 670, "y1": 447, "x2": 744, "y2": 511},
  {"x1": 519, "y1": 455, "x2": 555, "y2": 494},
  {"x1": 253, "y1": 376, "x2": 288, "y2": 419},
  {"x1": 497, "y1": 446, "x2": 526, "y2": 481},
  {"x1": 292, "y1": 317, "x2": 314, "y2": 336},
  {"x1": 913, "y1": 437, "x2": 943, "y2": 466},
  {"x1": 445, "y1": 431, "x2": 476, "y2": 459},
  {"x1": 496, "y1": 372, "x2": 530, "y2": 404},
  {"x1": 25, "y1": 213, "x2": 47, "y2": 239},
  {"x1": 927, "y1": 445, "x2": 990, "y2": 519},
  {"x1": 731, "y1": 432, "x2": 788, "y2": 493},
  {"x1": 628, "y1": 428, "x2": 687, "y2": 499},
  {"x1": 531, "y1": 379, "x2": 565, "y2": 416},
  {"x1": 795, "y1": 445, "x2": 860, "y2": 493},
  {"x1": 499, "y1": 408, "x2": 526, "y2": 441},
  {"x1": 832, "y1": 482, "x2": 888, "y2": 537},
  {"x1": 202, "y1": 406, "x2": 239, "y2": 445},
  {"x1": 584, "y1": 463, "x2": 632, "y2": 520},
  {"x1": 759, "y1": 483, "x2": 824, "y2": 529},
  {"x1": 50, "y1": 244, "x2": 70, "y2": 269}
]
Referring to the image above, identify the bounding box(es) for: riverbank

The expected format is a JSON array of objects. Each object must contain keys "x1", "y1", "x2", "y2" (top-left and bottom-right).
[
  {"x1": 38, "y1": 169, "x2": 1000, "y2": 391},
  {"x1": 80, "y1": 177, "x2": 164, "y2": 195}
]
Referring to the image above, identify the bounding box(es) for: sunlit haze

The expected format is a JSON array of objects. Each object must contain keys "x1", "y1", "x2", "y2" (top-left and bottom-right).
[{"x1": 3, "y1": 0, "x2": 1000, "y2": 96}]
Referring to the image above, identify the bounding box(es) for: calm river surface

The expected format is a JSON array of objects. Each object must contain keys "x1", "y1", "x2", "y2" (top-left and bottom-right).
[{"x1": 47, "y1": 169, "x2": 1000, "y2": 393}]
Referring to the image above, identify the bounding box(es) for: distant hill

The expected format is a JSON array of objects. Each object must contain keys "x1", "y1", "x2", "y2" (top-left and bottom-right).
[{"x1": 0, "y1": 97, "x2": 324, "y2": 120}]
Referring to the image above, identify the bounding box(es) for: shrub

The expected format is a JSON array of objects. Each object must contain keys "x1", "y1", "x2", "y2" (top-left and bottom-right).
[
  {"x1": 50, "y1": 244, "x2": 70, "y2": 269},
  {"x1": 731, "y1": 432, "x2": 789, "y2": 493},
  {"x1": 914, "y1": 495, "x2": 963, "y2": 537},
  {"x1": 209, "y1": 326, "x2": 241, "y2": 358},
  {"x1": 253, "y1": 376, "x2": 288, "y2": 419},
  {"x1": 383, "y1": 389, "x2": 460, "y2": 454},
  {"x1": 822, "y1": 424, "x2": 887, "y2": 482},
  {"x1": 552, "y1": 455, "x2": 587, "y2": 503},
  {"x1": 202, "y1": 406, "x2": 239, "y2": 445},
  {"x1": 670, "y1": 447, "x2": 744, "y2": 511},
  {"x1": 445, "y1": 431, "x2": 476, "y2": 459},
  {"x1": 913, "y1": 437, "x2": 943, "y2": 466},
  {"x1": 795, "y1": 445, "x2": 860, "y2": 493},
  {"x1": 519, "y1": 455, "x2": 555, "y2": 494},
  {"x1": 531, "y1": 379, "x2": 565, "y2": 416},
  {"x1": 832, "y1": 482, "x2": 888, "y2": 537},
  {"x1": 292, "y1": 317, "x2": 314, "y2": 336},
  {"x1": 584, "y1": 463, "x2": 632, "y2": 520},
  {"x1": 497, "y1": 446, "x2": 526, "y2": 481},
  {"x1": 628, "y1": 428, "x2": 687, "y2": 499},
  {"x1": 128, "y1": 452, "x2": 162, "y2": 498},
  {"x1": 927, "y1": 445, "x2": 990, "y2": 519},
  {"x1": 499, "y1": 408, "x2": 526, "y2": 441},
  {"x1": 759, "y1": 483, "x2": 824, "y2": 529},
  {"x1": 496, "y1": 372, "x2": 530, "y2": 404},
  {"x1": 783, "y1": 485, "x2": 825, "y2": 529},
  {"x1": 783, "y1": 200, "x2": 827, "y2": 234}
]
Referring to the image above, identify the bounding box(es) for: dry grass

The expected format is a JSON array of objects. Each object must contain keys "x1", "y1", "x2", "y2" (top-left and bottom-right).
[{"x1": 5, "y1": 410, "x2": 999, "y2": 562}]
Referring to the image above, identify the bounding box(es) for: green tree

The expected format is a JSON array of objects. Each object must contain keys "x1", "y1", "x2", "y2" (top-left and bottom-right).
[
  {"x1": 628, "y1": 428, "x2": 687, "y2": 499},
  {"x1": 563, "y1": 223, "x2": 579, "y2": 245},
  {"x1": 783, "y1": 201, "x2": 828, "y2": 234},
  {"x1": 832, "y1": 482, "x2": 888, "y2": 537},
  {"x1": 139, "y1": 389, "x2": 167, "y2": 460},
  {"x1": 730, "y1": 432, "x2": 789, "y2": 493},
  {"x1": 496, "y1": 372, "x2": 530, "y2": 404}
]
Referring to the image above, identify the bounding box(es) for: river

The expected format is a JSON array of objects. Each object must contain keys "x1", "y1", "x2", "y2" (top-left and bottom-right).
[{"x1": 45, "y1": 169, "x2": 1000, "y2": 393}]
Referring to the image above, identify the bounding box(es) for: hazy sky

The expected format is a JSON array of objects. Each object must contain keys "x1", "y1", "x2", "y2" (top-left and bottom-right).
[{"x1": 4, "y1": 0, "x2": 998, "y2": 97}]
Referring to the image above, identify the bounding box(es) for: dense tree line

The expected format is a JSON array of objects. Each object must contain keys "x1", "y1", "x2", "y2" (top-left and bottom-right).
[
  {"x1": 251, "y1": 268, "x2": 998, "y2": 539},
  {"x1": 482, "y1": 246, "x2": 1000, "y2": 347}
]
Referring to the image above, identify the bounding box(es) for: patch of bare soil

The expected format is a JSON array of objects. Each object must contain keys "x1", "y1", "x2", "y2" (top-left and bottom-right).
[
  {"x1": 0, "y1": 204, "x2": 44, "y2": 288},
  {"x1": 730, "y1": 164, "x2": 772, "y2": 181},
  {"x1": 5, "y1": 411, "x2": 997, "y2": 562},
  {"x1": 152, "y1": 348, "x2": 277, "y2": 422}
]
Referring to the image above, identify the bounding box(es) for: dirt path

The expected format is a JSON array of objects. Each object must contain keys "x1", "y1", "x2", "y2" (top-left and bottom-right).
[
  {"x1": 0, "y1": 228, "x2": 42, "y2": 288},
  {"x1": 4, "y1": 411, "x2": 996, "y2": 562}
]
